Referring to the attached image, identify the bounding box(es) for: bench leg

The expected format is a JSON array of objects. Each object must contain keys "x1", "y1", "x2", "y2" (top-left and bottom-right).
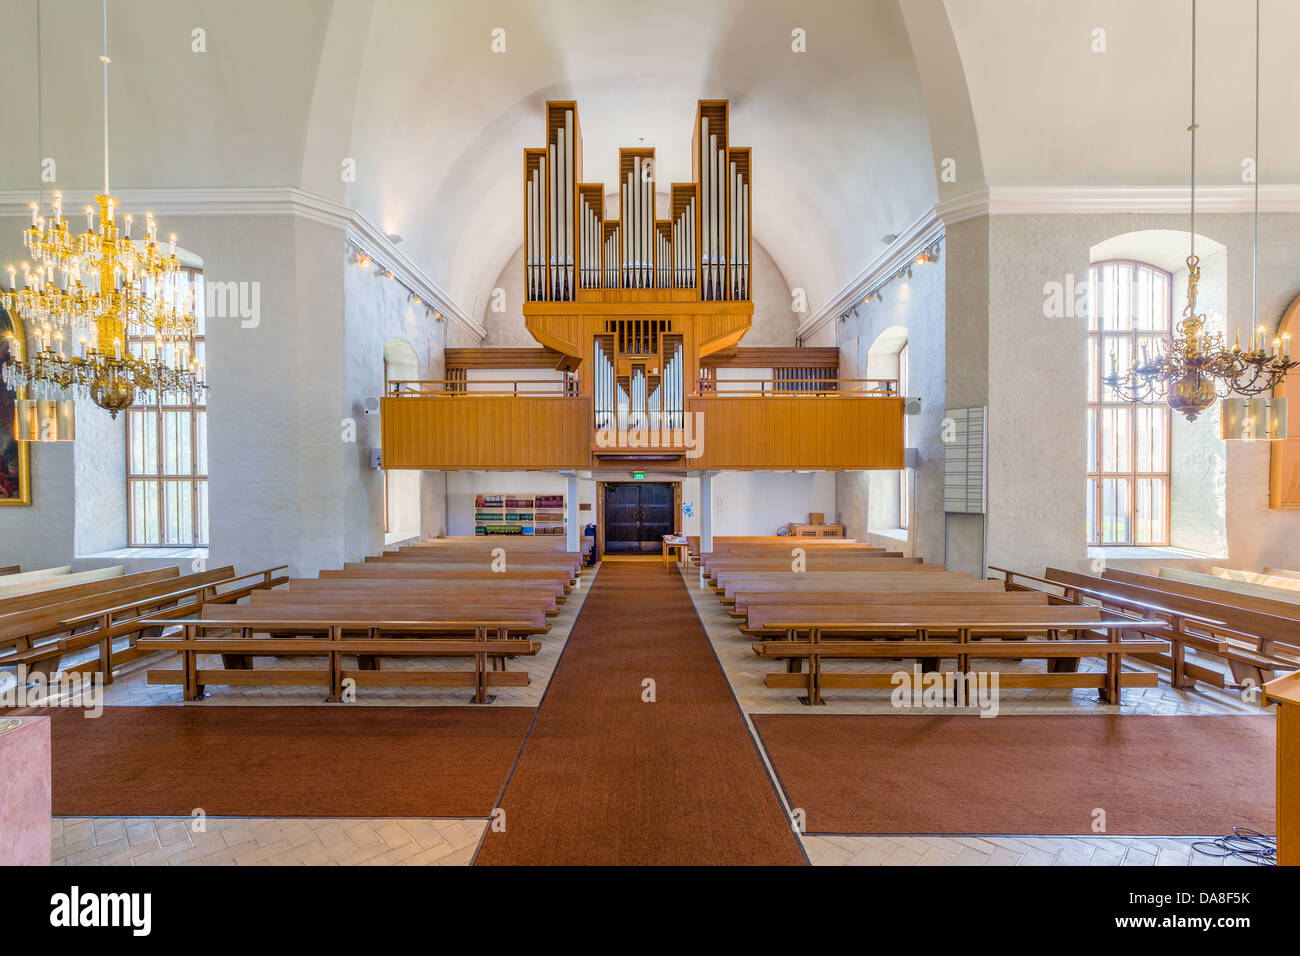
[
  {"x1": 221, "y1": 654, "x2": 253, "y2": 670},
  {"x1": 357, "y1": 655, "x2": 379, "y2": 670}
]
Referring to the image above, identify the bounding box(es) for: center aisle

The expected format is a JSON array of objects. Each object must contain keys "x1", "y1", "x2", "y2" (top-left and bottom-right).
[{"x1": 475, "y1": 560, "x2": 806, "y2": 865}]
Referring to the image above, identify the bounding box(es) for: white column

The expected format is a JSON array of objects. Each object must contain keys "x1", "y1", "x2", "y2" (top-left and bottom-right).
[
  {"x1": 699, "y1": 471, "x2": 714, "y2": 588},
  {"x1": 566, "y1": 474, "x2": 580, "y2": 555}
]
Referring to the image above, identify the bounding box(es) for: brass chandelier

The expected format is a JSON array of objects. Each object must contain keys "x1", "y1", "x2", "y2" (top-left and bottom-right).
[
  {"x1": 1, "y1": 0, "x2": 204, "y2": 429},
  {"x1": 1103, "y1": 0, "x2": 1295, "y2": 423}
]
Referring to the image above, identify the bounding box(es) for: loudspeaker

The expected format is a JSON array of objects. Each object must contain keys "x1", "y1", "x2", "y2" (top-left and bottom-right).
[
  {"x1": 362, "y1": 396, "x2": 381, "y2": 415},
  {"x1": 903, "y1": 397, "x2": 923, "y2": 416}
]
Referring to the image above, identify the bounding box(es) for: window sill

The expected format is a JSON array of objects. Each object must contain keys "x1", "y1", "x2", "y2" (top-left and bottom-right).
[
  {"x1": 78, "y1": 547, "x2": 209, "y2": 560},
  {"x1": 868, "y1": 528, "x2": 909, "y2": 543},
  {"x1": 1087, "y1": 545, "x2": 1223, "y2": 561}
]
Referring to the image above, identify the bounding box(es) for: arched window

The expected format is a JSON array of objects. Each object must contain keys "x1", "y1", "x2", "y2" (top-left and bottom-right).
[
  {"x1": 1087, "y1": 260, "x2": 1171, "y2": 545},
  {"x1": 126, "y1": 264, "x2": 207, "y2": 547}
]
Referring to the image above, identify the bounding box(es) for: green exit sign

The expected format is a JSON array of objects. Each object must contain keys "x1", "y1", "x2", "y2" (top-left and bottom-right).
[{"x1": 632, "y1": 472, "x2": 645, "y2": 480}]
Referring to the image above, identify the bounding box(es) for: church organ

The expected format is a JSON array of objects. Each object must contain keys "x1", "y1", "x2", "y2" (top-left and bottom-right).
[
  {"x1": 523, "y1": 100, "x2": 751, "y2": 302},
  {"x1": 384, "y1": 98, "x2": 904, "y2": 472}
]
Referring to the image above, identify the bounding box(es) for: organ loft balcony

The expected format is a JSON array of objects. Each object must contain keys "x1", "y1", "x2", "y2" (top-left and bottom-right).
[{"x1": 379, "y1": 98, "x2": 905, "y2": 473}]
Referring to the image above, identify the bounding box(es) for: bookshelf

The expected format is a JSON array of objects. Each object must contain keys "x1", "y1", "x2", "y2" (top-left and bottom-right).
[{"x1": 474, "y1": 493, "x2": 567, "y2": 536}]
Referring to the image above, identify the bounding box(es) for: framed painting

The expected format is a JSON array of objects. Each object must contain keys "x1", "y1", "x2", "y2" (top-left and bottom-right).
[{"x1": 0, "y1": 304, "x2": 31, "y2": 506}]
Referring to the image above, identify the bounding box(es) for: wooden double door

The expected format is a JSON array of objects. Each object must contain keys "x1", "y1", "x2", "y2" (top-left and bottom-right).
[{"x1": 603, "y1": 482, "x2": 675, "y2": 554}]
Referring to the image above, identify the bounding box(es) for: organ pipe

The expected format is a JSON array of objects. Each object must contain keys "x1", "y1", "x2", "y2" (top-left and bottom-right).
[{"x1": 524, "y1": 100, "x2": 749, "y2": 303}]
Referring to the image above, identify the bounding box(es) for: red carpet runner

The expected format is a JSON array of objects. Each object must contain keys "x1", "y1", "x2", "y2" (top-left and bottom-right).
[{"x1": 475, "y1": 561, "x2": 805, "y2": 865}]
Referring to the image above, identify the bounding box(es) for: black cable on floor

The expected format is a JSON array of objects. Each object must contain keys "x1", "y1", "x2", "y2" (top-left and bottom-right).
[{"x1": 1190, "y1": 827, "x2": 1276, "y2": 865}]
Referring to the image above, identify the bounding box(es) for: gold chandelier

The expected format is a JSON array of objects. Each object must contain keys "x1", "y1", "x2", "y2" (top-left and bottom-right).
[
  {"x1": 1, "y1": 0, "x2": 204, "y2": 430},
  {"x1": 1103, "y1": 0, "x2": 1296, "y2": 422}
]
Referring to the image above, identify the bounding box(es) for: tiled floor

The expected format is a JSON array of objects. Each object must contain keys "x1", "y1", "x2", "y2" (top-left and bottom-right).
[
  {"x1": 679, "y1": 564, "x2": 1275, "y2": 867},
  {"x1": 51, "y1": 816, "x2": 486, "y2": 866},
  {"x1": 36, "y1": 562, "x2": 1278, "y2": 866},
  {"x1": 800, "y1": 834, "x2": 1255, "y2": 867},
  {"x1": 36, "y1": 567, "x2": 597, "y2": 866}
]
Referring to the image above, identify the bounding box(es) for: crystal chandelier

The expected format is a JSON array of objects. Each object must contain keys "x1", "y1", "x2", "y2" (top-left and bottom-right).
[
  {"x1": 1, "y1": 0, "x2": 205, "y2": 426},
  {"x1": 1103, "y1": 0, "x2": 1296, "y2": 422}
]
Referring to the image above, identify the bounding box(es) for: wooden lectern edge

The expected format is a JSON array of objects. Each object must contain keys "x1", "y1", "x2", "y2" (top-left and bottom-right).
[{"x1": 1264, "y1": 670, "x2": 1300, "y2": 706}]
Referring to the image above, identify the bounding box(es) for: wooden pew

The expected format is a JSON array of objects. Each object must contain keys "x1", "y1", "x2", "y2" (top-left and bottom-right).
[
  {"x1": 716, "y1": 571, "x2": 996, "y2": 603},
  {"x1": 1, "y1": 566, "x2": 290, "y2": 682},
  {"x1": 752, "y1": 616, "x2": 1168, "y2": 705},
  {"x1": 995, "y1": 566, "x2": 1300, "y2": 689},
  {"x1": 250, "y1": 586, "x2": 560, "y2": 616},
  {"x1": 0, "y1": 566, "x2": 19, "y2": 576},
  {"x1": 1108, "y1": 568, "x2": 1300, "y2": 619},
  {"x1": 0, "y1": 566, "x2": 127, "y2": 600},
  {"x1": 293, "y1": 574, "x2": 570, "y2": 602},
  {"x1": 138, "y1": 615, "x2": 543, "y2": 703},
  {"x1": 733, "y1": 588, "x2": 1048, "y2": 618},
  {"x1": 0, "y1": 567, "x2": 179, "y2": 619}
]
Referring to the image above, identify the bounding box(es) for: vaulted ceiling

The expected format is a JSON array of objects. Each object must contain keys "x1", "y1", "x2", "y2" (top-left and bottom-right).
[{"x1": 1, "y1": 0, "x2": 1296, "y2": 322}]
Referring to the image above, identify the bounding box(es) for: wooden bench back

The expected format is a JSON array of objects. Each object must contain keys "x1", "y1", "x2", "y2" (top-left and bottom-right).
[
  {"x1": 0, "y1": 567, "x2": 179, "y2": 616},
  {"x1": 1103, "y1": 568, "x2": 1300, "y2": 621},
  {"x1": 1045, "y1": 567, "x2": 1300, "y2": 652},
  {"x1": 746, "y1": 603, "x2": 1105, "y2": 631},
  {"x1": 0, "y1": 568, "x2": 231, "y2": 643},
  {"x1": 735, "y1": 589, "x2": 1047, "y2": 613}
]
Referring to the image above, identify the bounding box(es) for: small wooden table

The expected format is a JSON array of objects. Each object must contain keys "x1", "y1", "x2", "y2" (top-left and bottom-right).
[{"x1": 663, "y1": 535, "x2": 687, "y2": 572}]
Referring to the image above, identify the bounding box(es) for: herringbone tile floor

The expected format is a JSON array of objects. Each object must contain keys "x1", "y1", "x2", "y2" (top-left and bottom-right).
[{"x1": 52, "y1": 816, "x2": 486, "y2": 866}]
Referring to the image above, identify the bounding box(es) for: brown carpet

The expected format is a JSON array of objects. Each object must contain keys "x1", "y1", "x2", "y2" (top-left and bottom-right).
[
  {"x1": 753, "y1": 714, "x2": 1276, "y2": 835},
  {"x1": 48, "y1": 706, "x2": 532, "y2": 818},
  {"x1": 475, "y1": 562, "x2": 805, "y2": 865}
]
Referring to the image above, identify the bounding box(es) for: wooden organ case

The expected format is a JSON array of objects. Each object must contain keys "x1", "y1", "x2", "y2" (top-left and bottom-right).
[{"x1": 523, "y1": 100, "x2": 755, "y2": 465}]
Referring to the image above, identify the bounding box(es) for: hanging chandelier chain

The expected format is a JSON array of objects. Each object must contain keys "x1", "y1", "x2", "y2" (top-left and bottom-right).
[
  {"x1": 101, "y1": 0, "x2": 110, "y2": 195},
  {"x1": 0, "y1": 0, "x2": 205, "y2": 421},
  {"x1": 1101, "y1": 0, "x2": 1296, "y2": 422}
]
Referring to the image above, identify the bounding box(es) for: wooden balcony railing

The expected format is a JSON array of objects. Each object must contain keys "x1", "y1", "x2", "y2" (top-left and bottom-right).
[
  {"x1": 388, "y1": 379, "x2": 580, "y2": 397},
  {"x1": 382, "y1": 377, "x2": 904, "y2": 471},
  {"x1": 694, "y1": 377, "x2": 897, "y2": 396}
]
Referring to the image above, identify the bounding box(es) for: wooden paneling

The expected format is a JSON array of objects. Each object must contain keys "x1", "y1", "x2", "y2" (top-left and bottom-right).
[
  {"x1": 703, "y1": 347, "x2": 839, "y2": 369},
  {"x1": 381, "y1": 396, "x2": 590, "y2": 470},
  {"x1": 687, "y1": 396, "x2": 904, "y2": 470},
  {"x1": 444, "y1": 348, "x2": 568, "y2": 370}
]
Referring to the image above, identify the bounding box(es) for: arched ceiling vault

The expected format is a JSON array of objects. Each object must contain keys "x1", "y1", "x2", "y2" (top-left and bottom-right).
[{"x1": 4, "y1": 1, "x2": 1295, "y2": 331}]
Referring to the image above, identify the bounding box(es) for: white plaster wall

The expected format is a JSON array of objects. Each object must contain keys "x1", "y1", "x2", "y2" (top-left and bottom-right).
[
  {"x1": 679, "y1": 472, "x2": 837, "y2": 537},
  {"x1": 981, "y1": 211, "x2": 1300, "y2": 576},
  {"x1": 73, "y1": 399, "x2": 127, "y2": 555},
  {"x1": 343, "y1": 246, "x2": 448, "y2": 561},
  {"x1": 835, "y1": 252, "x2": 947, "y2": 564}
]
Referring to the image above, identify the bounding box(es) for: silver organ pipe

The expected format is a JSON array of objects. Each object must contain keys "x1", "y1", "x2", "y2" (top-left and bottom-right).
[
  {"x1": 556, "y1": 132, "x2": 566, "y2": 299},
  {"x1": 631, "y1": 368, "x2": 645, "y2": 430},
  {"x1": 686, "y1": 199, "x2": 695, "y2": 289},
  {"x1": 526, "y1": 175, "x2": 536, "y2": 300},
  {"x1": 643, "y1": 166, "x2": 653, "y2": 288},
  {"x1": 740, "y1": 180, "x2": 749, "y2": 299},
  {"x1": 547, "y1": 142, "x2": 557, "y2": 301},
  {"x1": 699, "y1": 118, "x2": 710, "y2": 299},
  {"x1": 624, "y1": 169, "x2": 632, "y2": 288},
  {"x1": 564, "y1": 110, "x2": 574, "y2": 300},
  {"x1": 729, "y1": 160, "x2": 738, "y2": 300},
  {"x1": 713, "y1": 138, "x2": 724, "y2": 301}
]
